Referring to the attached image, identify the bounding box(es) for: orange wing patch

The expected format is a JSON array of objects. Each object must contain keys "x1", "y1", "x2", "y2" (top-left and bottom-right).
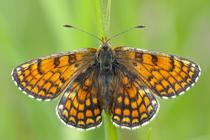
[
  {"x1": 112, "y1": 69, "x2": 159, "y2": 129},
  {"x1": 11, "y1": 49, "x2": 97, "y2": 101},
  {"x1": 57, "y1": 68, "x2": 102, "y2": 130},
  {"x1": 114, "y1": 47, "x2": 201, "y2": 99}
]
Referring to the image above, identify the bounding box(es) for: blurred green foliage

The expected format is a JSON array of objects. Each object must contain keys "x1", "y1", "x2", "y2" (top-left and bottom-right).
[{"x1": 0, "y1": 0, "x2": 210, "y2": 140}]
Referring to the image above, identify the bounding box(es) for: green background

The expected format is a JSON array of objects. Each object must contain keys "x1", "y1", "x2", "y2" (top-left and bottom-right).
[{"x1": 0, "y1": 0, "x2": 210, "y2": 140}]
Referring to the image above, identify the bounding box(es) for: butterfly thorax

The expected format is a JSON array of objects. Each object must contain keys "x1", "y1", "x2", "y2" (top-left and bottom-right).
[{"x1": 97, "y1": 43, "x2": 114, "y2": 74}]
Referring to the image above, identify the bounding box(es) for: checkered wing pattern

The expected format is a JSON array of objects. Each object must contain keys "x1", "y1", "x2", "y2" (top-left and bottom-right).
[
  {"x1": 111, "y1": 68, "x2": 159, "y2": 129},
  {"x1": 114, "y1": 47, "x2": 201, "y2": 99},
  {"x1": 57, "y1": 67, "x2": 102, "y2": 130},
  {"x1": 11, "y1": 48, "x2": 97, "y2": 101}
]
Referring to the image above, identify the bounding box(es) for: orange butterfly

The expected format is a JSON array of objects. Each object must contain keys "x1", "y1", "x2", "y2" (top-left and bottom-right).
[{"x1": 11, "y1": 25, "x2": 201, "y2": 130}]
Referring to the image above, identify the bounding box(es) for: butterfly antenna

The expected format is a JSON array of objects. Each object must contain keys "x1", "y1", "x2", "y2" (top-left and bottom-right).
[
  {"x1": 107, "y1": 25, "x2": 145, "y2": 42},
  {"x1": 63, "y1": 24, "x2": 101, "y2": 41}
]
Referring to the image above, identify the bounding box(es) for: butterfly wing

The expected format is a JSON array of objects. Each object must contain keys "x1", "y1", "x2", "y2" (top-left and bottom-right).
[
  {"x1": 114, "y1": 47, "x2": 201, "y2": 99},
  {"x1": 56, "y1": 66, "x2": 102, "y2": 130},
  {"x1": 11, "y1": 48, "x2": 97, "y2": 101},
  {"x1": 111, "y1": 66, "x2": 159, "y2": 129}
]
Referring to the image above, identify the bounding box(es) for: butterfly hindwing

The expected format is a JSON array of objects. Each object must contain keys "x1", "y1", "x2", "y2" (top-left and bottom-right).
[
  {"x1": 114, "y1": 47, "x2": 201, "y2": 99},
  {"x1": 111, "y1": 68, "x2": 159, "y2": 129},
  {"x1": 11, "y1": 48, "x2": 97, "y2": 101},
  {"x1": 57, "y1": 67, "x2": 102, "y2": 130}
]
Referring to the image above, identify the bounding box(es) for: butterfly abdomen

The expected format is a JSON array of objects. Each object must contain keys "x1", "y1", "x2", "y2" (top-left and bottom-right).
[{"x1": 97, "y1": 73, "x2": 114, "y2": 113}]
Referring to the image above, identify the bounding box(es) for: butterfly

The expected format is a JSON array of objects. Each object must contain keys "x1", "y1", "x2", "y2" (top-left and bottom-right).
[{"x1": 11, "y1": 25, "x2": 201, "y2": 130}]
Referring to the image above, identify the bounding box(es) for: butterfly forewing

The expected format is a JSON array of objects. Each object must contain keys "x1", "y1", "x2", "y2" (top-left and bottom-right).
[
  {"x1": 114, "y1": 47, "x2": 201, "y2": 99},
  {"x1": 57, "y1": 67, "x2": 102, "y2": 130},
  {"x1": 11, "y1": 48, "x2": 97, "y2": 101}
]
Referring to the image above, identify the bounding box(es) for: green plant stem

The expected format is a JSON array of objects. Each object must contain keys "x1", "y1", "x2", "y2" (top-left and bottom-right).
[
  {"x1": 95, "y1": 0, "x2": 118, "y2": 140},
  {"x1": 103, "y1": 112, "x2": 118, "y2": 140},
  {"x1": 147, "y1": 127, "x2": 152, "y2": 140},
  {"x1": 95, "y1": 0, "x2": 111, "y2": 38},
  {"x1": 103, "y1": 0, "x2": 111, "y2": 37},
  {"x1": 95, "y1": 0, "x2": 105, "y2": 38}
]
